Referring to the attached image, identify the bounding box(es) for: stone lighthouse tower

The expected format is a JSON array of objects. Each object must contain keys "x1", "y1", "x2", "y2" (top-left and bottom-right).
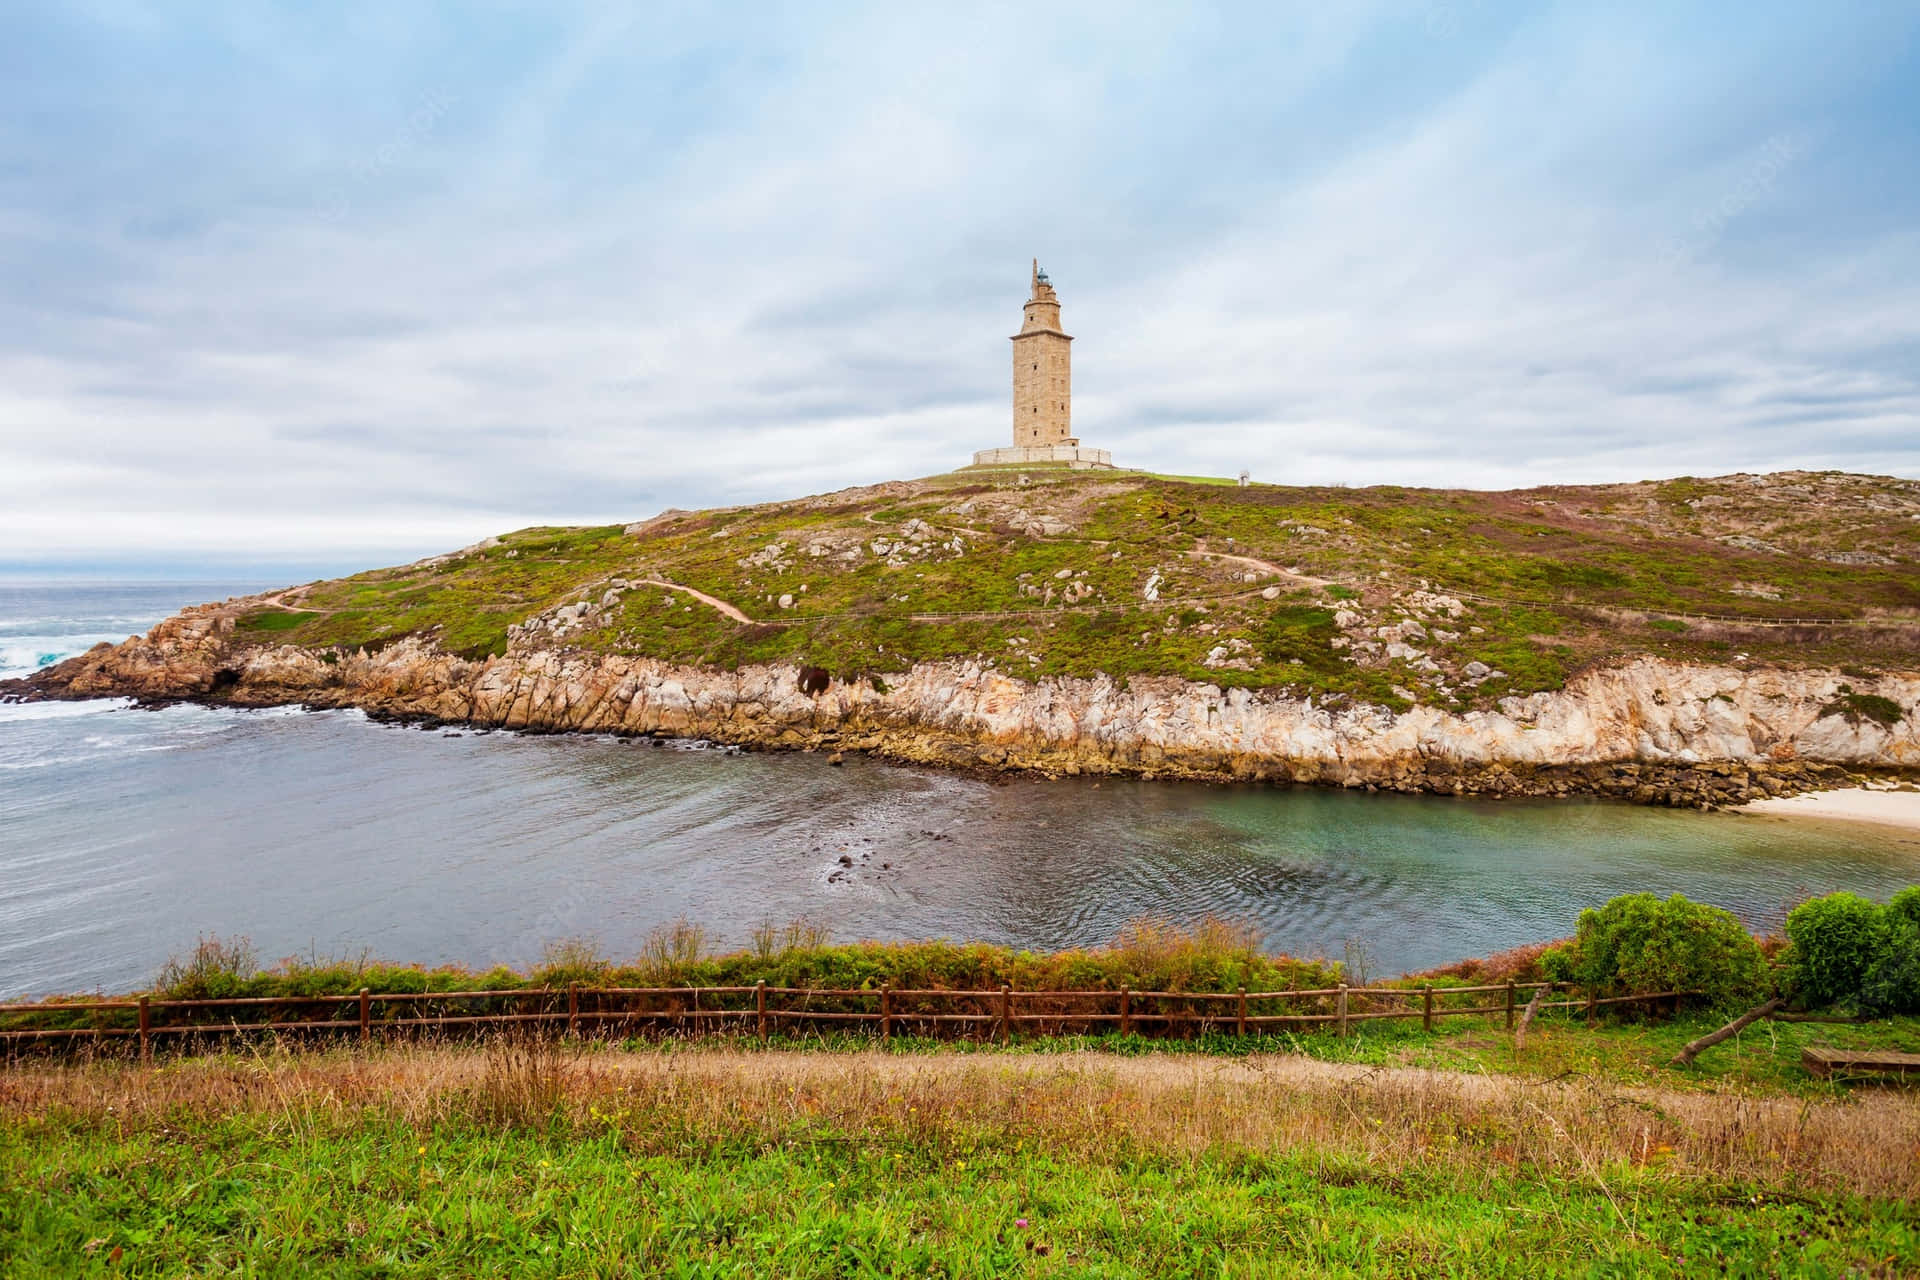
[
  {"x1": 1013, "y1": 259, "x2": 1072, "y2": 446},
  {"x1": 971, "y1": 261, "x2": 1113, "y2": 469}
]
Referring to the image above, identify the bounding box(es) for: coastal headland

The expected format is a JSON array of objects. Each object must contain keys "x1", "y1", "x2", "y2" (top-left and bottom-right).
[{"x1": 8, "y1": 468, "x2": 1918, "y2": 807}]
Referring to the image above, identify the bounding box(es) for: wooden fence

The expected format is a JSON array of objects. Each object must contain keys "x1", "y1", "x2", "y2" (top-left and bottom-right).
[{"x1": 0, "y1": 980, "x2": 1691, "y2": 1062}]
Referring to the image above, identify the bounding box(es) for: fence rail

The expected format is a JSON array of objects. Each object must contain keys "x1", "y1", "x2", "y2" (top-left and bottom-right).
[{"x1": 0, "y1": 979, "x2": 1694, "y2": 1062}]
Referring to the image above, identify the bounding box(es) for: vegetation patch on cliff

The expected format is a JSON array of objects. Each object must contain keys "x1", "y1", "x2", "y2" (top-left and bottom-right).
[
  {"x1": 233, "y1": 607, "x2": 319, "y2": 633},
  {"x1": 1819, "y1": 687, "x2": 1906, "y2": 729},
  {"x1": 214, "y1": 468, "x2": 1917, "y2": 709}
]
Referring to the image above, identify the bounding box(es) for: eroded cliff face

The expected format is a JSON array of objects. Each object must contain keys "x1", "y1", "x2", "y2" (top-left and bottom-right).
[{"x1": 10, "y1": 601, "x2": 1918, "y2": 807}]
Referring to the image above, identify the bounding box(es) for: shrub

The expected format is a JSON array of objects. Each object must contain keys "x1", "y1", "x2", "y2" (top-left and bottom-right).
[
  {"x1": 1417, "y1": 939, "x2": 1563, "y2": 985},
  {"x1": 750, "y1": 917, "x2": 833, "y2": 961},
  {"x1": 1860, "y1": 887, "x2": 1920, "y2": 1015},
  {"x1": 1816, "y1": 689, "x2": 1904, "y2": 729},
  {"x1": 1540, "y1": 942, "x2": 1575, "y2": 985},
  {"x1": 532, "y1": 937, "x2": 611, "y2": 988},
  {"x1": 1110, "y1": 915, "x2": 1267, "y2": 990},
  {"x1": 155, "y1": 934, "x2": 261, "y2": 1000},
  {"x1": 1785, "y1": 892, "x2": 1886, "y2": 1009},
  {"x1": 1556, "y1": 893, "x2": 1768, "y2": 1010},
  {"x1": 637, "y1": 918, "x2": 708, "y2": 980}
]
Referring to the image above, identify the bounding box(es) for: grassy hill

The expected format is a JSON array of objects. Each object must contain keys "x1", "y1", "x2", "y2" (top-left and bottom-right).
[{"x1": 235, "y1": 468, "x2": 1920, "y2": 711}]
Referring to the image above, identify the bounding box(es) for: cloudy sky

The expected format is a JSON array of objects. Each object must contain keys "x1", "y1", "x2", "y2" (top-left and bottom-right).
[{"x1": 4, "y1": 2, "x2": 1917, "y2": 571}]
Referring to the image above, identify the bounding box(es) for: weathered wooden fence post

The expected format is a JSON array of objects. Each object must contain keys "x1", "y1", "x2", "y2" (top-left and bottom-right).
[
  {"x1": 1505, "y1": 980, "x2": 1516, "y2": 1031},
  {"x1": 1585, "y1": 986, "x2": 1597, "y2": 1028},
  {"x1": 1236, "y1": 986, "x2": 1247, "y2": 1037},
  {"x1": 1422, "y1": 986, "x2": 1434, "y2": 1033},
  {"x1": 1337, "y1": 984, "x2": 1349, "y2": 1038},
  {"x1": 999, "y1": 984, "x2": 1012, "y2": 1044},
  {"x1": 755, "y1": 980, "x2": 767, "y2": 1042},
  {"x1": 567, "y1": 982, "x2": 579, "y2": 1038},
  {"x1": 1120, "y1": 986, "x2": 1131, "y2": 1037},
  {"x1": 138, "y1": 995, "x2": 151, "y2": 1064},
  {"x1": 358, "y1": 988, "x2": 370, "y2": 1044},
  {"x1": 881, "y1": 984, "x2": 892, "y2": 1040}
]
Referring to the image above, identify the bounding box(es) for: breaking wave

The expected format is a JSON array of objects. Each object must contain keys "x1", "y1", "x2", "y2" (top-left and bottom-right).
[
  {"x1": 0, "y1": 583, "x2": 255, "y2": 682},
  {"x1": 0, "y1": 637, "x2": 120, "y2": 682}
]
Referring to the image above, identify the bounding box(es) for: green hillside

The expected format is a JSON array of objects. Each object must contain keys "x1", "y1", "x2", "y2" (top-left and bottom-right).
[{"x1": 236, "y1": 468, "x2": 1920, "y2": 711}]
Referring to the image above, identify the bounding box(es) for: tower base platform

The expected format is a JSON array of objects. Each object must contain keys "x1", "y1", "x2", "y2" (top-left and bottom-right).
[{"x1": 969, "y1": 445, "x2": 1114, "y2": 470}]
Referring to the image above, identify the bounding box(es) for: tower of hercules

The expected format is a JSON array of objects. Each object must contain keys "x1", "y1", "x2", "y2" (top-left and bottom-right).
[
  {"x1": 971, "y1": 261, "x2": 1114, "y2": 470},
  {"x1": 1013, "y1": 259, "x2": 1071, "y2": 446}
]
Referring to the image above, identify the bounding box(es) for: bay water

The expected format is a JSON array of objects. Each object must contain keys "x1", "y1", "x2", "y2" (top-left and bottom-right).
[{"x1": 4, "y1": 583, "x2": 1916, "y2": 998}]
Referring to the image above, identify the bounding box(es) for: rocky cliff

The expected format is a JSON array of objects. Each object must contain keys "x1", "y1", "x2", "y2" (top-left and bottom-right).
[{"x1": 10, "y1": 599, "x2": 1917, "y2": 808}]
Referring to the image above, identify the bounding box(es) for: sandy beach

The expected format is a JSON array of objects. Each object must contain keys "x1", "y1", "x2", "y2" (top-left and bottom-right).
[{"x1": 1741, "y1": 786, "x2": 1920, "y2": 833}]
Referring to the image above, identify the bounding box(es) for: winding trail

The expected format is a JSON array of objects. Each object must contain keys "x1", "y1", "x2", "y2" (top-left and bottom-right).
[
  {"x1": 634, "y1": 579, "x2": 754, "y2": 623},
  {"x1": 1188, "y1": 541, "x2": 1329, "y2": 588}
]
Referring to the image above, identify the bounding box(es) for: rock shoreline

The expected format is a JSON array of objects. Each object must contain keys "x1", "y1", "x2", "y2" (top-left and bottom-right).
[{"x1": 7, "y1": 600, "x2": 1917, "y2": 810}]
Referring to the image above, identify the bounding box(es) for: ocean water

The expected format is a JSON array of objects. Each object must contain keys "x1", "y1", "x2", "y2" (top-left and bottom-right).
[
  {"x1": 0, "y1": 582, "x2": 272, "y2": 682},
  {"x1": 3, "y1": 583, "x2": 1917, "y2": 998}
]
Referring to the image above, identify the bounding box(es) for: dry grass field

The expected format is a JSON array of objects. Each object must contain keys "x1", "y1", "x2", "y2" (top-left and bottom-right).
[{"x1": 5, "y1": 1040, "x2": 1918, "y2": 1276}]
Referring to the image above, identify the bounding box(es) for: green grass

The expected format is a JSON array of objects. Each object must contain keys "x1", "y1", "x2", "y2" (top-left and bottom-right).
[
  {"x1": 1141, "y1": 471, "x2": 1244, "y2": 486},
  {"x1": 1265, "y1": 1006, "x2": 1920, "y2": 1094},
  {"x1": 6, "y1": 1032, "x2": 1918, "y2": 1277},
  {"x1": 12, "y1": 1120, "x2": 1913, "y2": 1277},
  {"x1": 216, "y1": 469, "x2": 1918, "y2": 706},
  {"x1": 233, "y1": 608, "x2": 319, "y2": 633}
]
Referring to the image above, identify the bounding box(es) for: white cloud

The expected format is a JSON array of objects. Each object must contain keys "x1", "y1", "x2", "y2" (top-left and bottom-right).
[{"x1": 0, "y1": 3, "x2": 1915, "y2": 563}]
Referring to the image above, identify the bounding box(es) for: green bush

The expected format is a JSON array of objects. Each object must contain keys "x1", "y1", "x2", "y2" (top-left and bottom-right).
[
  {"x1": 1556, "y1": 893, "x2": 1768, "y2": 1010},
  {"x1": 1539, "y1": 942, "x2": 1575, "y2": 984},
  {"x1": 1785, "y1": 891, "x2": 1887, "y2": 1008},
  {"x1": 532, "y1": 937, "x2": 612, "y2": 988},
  {"x1": 1817, "y1": 690, "x2": 1905, "y2": 729},
  {"x1": 154, "y1": 934, "x2": 261, "y2": 1000},
  {"x1": 1860, "y1": 887, "x2": 1920, "y2": 1014}
]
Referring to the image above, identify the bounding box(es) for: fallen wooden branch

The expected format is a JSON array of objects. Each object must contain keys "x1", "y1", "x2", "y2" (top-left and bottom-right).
[
  {"x1": 1669, "y1": 997, "x2": 1783, "y2": 1067},
  {"x1": 1513, "y1": 984, "x2": 1549, "y2": 1051}
]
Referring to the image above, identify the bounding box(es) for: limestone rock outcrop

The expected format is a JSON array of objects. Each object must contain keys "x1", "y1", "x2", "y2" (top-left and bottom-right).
[{"x1": 8, "y1": 599, "x2": 1917, "y2": 807}]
